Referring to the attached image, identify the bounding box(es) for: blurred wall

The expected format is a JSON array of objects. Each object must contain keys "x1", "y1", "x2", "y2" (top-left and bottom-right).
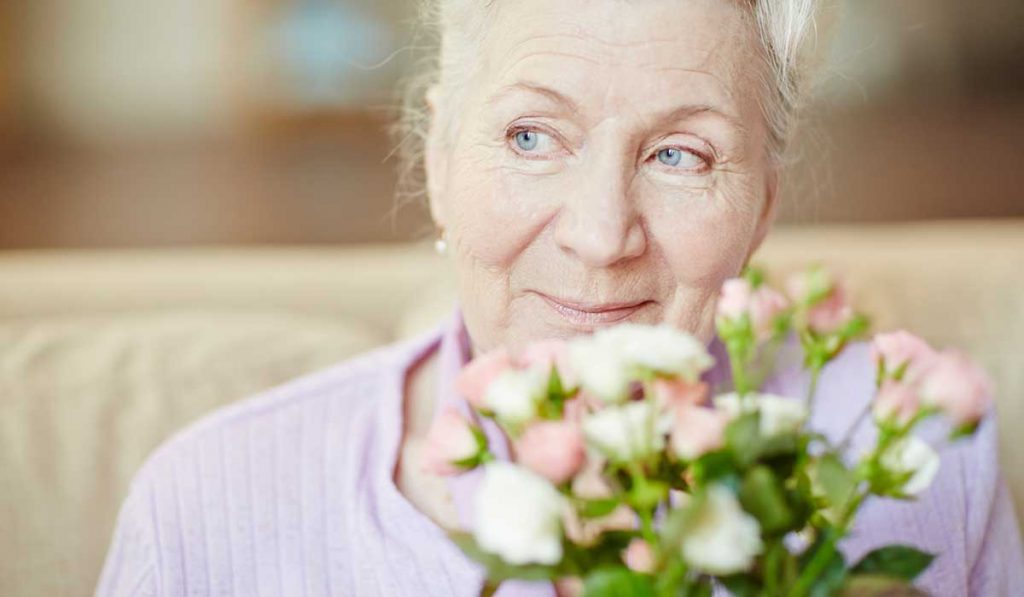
[
  {"x1": 21, "y1": 0, "x2": 236, "y2": 142},
  {"x1": 0, "y1": 0, "x2": 1022, "y2": 248}
]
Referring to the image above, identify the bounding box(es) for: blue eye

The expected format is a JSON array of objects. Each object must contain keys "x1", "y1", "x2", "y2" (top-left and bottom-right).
[
  {"x1": 515, "y1": 130, "x2": 539, "y2": 151},
  {"x1": 655, "y1": 147, "x2": 705, "y2": 170},
  {"x1": 657, "y1": 147, "x2": 682, "y2": 166}
]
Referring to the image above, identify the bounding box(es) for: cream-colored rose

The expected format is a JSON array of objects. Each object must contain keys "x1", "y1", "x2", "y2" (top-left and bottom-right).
[
  {"x1": 715, "y1": 392, "x2": 808, "y2": 437},
  {"x1": 582, "y1": 401, "x2": 664, "y2": 463},
  {"x1": 483, "y1": 367, "x2": 548, "y2": 426},
  {"x1": 681, "y1": 485, "x2": 763, "y2": 575},
  {"x1": 880, "y1": 436, "x2": 940, "y2": 496},
  {"x1": 569, "y1": 324, "x2": 714, "y2": 403},
  {"x1": 473, "y1": 462, "x2": 567, "y2": 565}
]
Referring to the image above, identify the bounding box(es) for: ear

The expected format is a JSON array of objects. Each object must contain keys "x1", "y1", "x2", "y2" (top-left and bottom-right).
[
  {"x1": 424, "y1": 85, "x2": 449, "y2": 228},
  {"x1": 745, "y1": 167, "x2": 780, "y2": 265}
]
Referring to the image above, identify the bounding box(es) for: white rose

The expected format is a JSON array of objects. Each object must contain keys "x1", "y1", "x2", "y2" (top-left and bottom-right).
[
  {"x1": 608, "y1": 324, "x2": 715, "y2": 379},
  {"x1": 568, "y1": 335, "x2": 632, "y2": 403},
  {"x1": 682, "y1": 485, "x2": 763, "y2": 575},
  {"x1": 473, "y1": 462, "x2": 567, "y2": 565},
  {"x1": 569, "y1": 324, "x2": 714, "y2": 403},
  {"x1": 582, "y1": 401, "x2": 665, "y2": 462},
  {"x1": 715, "y1": 393, "x2": 808, "y2": 437},
  {"x1": 880, "y1": 436, "x2": 940, "y2": 496},
  {"x1": 484, "y1": 368, "x2": 547, "y2": 426}
]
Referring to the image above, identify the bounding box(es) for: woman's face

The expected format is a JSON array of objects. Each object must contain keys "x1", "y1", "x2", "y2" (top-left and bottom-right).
[{"x1": 428, "y1": 0, "x2": 778, "y2": 354}]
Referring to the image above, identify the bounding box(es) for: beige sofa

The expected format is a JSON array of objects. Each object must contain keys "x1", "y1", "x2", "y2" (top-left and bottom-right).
[{"x1": 1, "y1": 220, "x2": 1022, "y2": 596}]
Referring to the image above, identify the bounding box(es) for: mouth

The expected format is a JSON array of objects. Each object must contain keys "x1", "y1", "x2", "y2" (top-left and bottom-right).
[{"x1": 534, "y1": 292, "x2": 653, "y2": 327}]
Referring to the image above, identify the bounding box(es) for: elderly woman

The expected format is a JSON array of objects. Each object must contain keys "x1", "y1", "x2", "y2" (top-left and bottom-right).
[{"x1": 98, "y1": 1, "x2": 1023, "y2": 595}]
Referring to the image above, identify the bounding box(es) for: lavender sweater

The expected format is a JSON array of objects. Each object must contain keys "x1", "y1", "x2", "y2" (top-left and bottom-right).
[{"x1": 97, "y1": 312, "x2": 1024, "y2": 596}]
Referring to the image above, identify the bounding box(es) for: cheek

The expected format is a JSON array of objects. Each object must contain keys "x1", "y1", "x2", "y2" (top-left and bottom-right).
[
  {"x1": 646, "y1": 191, "x2": 761, "y2": 289},
  {"x1": 446, "y1": 151, "x2": 557, "y2": 267}
]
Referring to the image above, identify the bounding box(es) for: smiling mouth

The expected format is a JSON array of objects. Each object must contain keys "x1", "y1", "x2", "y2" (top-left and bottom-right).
[{"x1": 535, "y1": 292, "x2": 652, "y2": 327}]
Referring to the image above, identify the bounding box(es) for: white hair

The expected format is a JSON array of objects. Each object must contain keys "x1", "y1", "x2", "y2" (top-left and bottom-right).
[{"x1": 393, "y1": 0, "x2": 835, "y2": 203}]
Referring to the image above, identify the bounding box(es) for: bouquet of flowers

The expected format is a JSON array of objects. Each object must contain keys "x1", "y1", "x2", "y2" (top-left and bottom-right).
[{"x1": 423, "y1": 266, "x2": 992, "y2": 596}]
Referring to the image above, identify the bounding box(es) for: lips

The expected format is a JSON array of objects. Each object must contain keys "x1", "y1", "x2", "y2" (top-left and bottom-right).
[{"x1": 535, "y1": 292, "x2": 652, "y2": 327}]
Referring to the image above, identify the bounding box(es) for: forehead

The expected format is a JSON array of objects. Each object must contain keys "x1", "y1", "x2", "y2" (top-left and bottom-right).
[{"x1": 479, "y1": 0, "x2": 762, "y2": 121}]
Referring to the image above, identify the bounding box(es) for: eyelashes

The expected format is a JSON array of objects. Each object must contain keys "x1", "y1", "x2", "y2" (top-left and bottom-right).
[{"x1": 503, "y1": 123, "x2": 714, "y2": 174}]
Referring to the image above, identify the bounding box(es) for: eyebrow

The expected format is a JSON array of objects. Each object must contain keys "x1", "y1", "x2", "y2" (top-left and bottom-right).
[{"x1": 487, "y1": 80, "x2": 746, "y2": 133}]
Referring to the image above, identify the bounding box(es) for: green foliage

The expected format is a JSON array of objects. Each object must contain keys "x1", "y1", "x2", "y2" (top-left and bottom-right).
[
  {"x1": 739, "y1": 466, "x2": 795, "y2": 535},
  {"x1": 850, "y1": 546, "x2": 934, "y2": 581},
  {"x1": 840, "y1": 574, "x2": 925, "y2": 596},
  {"x1": 582, "y1": 567, "x2": 656, "y2": 597},
  {"x1": 810, "y1": 453, "x2": 858, "y2": 522},
  {"x1": 795, "y1": 530, "x2": 849, "y2": 597},
  {"x1": 576, "y1": 497, "x2": 622, "y2": 519},
  {"x1": 537, "y1": 366, "x2": 567, "y2": 420},
  {"x1": 448, "y1": 532, "x2": 560, "y2": 582}
]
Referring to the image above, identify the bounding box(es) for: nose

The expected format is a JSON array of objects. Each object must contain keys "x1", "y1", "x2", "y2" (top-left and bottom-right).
[{"x1": 554, "y1": 155, "x2": 647, "y2": 268}]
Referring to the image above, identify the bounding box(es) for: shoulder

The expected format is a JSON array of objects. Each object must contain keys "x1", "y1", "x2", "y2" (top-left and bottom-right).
[
  {"x1": 98, "y1": 331, "x2": 440, "y2": 594},
  {"x1": 134, "y1": 331, "x2": 435, "y2": 485}
]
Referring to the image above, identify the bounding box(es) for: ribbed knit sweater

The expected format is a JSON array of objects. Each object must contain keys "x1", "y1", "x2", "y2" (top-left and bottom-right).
[{"x1": 97, "y1": 311, "x2": 1024, "y2": 596}]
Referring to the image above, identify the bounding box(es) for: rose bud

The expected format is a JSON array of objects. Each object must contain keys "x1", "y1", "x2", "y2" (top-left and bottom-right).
[
  {"x1": 918, "y1": 349, "x2": 993, "y2": 427},
  {"x1": 749, "y1": 286, "x2": 790, "y2": 341},
  {"x1": 456, "y1": 348, "x2": 514, "y2": 410},
  {"x1": 623, "y1": 539, "x2": 656, "y2": 573},
  {"x1": 670, "y1": 404, "x2": 729, "y2": 461},
  {"x1": 422, "y1": 406, "x2": 487, "y2": 476},
  {"x1": 515, "y1": 420, "x2": 586, "y2": 485},
  {"x1": 716, "y1": 278, "x2": 754, "y2": 322},
  {"x1": 873, "y1": 380, "x2": 921, "y2": 427},
  {"x1": 871, "y1": 330, "x2": 937, "y2": 381}
]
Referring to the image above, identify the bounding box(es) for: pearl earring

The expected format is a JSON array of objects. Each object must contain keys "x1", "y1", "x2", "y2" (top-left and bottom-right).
[{"x1": 434, "y1": 229, "x2": 448, "y2": 255}]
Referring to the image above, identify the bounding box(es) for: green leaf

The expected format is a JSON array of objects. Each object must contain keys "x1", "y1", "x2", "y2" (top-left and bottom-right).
[
  {"x1": 720, "y1": 574, "x2": 761, "y2": 597},
  {"x1": 812, "y1": 454, "x2": 858, "y2": 514},
  {"x1": 949, "y1": 421, "x2": 980, "y2": 440},
  {"x1": 577, "y1": 497, "x2": 622, "y2": 519},
  {"x1": 581, "y1": 566, "x2": 656, "y2": 597},
  {"x1": 689, "y1": 450, "x2": 737, "y2": 485},
  {"x1": 796, "y1": 530, "x2": 848, "y2": 597},
  {"x1": 448, "y1": 532, "x2": 560, "y2": 581},
  {"x1": 742, "y1": 265, "x2": 765, "y2": 289},
  {"x1": 840, "y1": 574, "x2": 925, "y2": 596},
  {"x1": 630, "y1": 477, "x2": 669, "y2": 511},
  {"x1": 851, "y1": 545, "x2": 935, "y2": 581},
  {"x1": 739, "y1": 466, "x2": 795, "y2": 534},
  {"x1": 726, "y1": 412, "x2": 762, "y2": 467}
]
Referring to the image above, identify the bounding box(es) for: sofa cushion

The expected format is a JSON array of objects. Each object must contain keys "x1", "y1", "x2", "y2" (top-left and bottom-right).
[{"x1": 0, "y1": 310, "x2": 385, "y2": 596}]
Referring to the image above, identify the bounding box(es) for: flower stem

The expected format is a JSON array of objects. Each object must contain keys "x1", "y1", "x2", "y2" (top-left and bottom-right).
[
  {"x1": 804, "y1": 366, "x2": 822, "y2": 412},
  {"x1": 837, "y1": 403, "x2": 872, "y2": 452},
  {"x1": 787, "y1": 490, "x2": 866, "y2": 597}
]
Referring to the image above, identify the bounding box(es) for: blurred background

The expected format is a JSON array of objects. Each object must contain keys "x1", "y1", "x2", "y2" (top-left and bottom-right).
[{"x1": 0, "y1": 0, "x2": 1022, "y2": 249}]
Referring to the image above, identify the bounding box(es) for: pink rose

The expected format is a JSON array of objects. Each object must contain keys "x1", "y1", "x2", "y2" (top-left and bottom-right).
[
  {"x1": 623, "y1": 538, "x2": 656, "y2": 573},
  {"x1": 422, "y1": 406, "x2": 484, "y2": 476},
  {"x1": 873, "y1": 380, "x2": 920, "y2": 426},
  {"x1": 716, "y1": 278, "x2": 753, "y2": 321},
  {"x1": 918, "y1": 350, "x2": 993, "y2": 426},
  {"x1": 870, "y1": 331, "x2": 937, "y2": 380},
  {"x1": 806, "y1": 285, "x2": 854, "y2": 335},
  {"x1": 652, "y1": 378, "x2": 709, "y2": 412},
  {"x1": 670, "y1": 404, "x2": 729, "y2": 461},
  {"x1": 749, "y1": 286, "x2": 790, "y2": 341},
  {"x1": 456, "y1": 348, "x2": 514, "y2": 410},
  {"x1": 519, "y1": 339, "x2": 577, "y2": 390},
  {"x1": 785, "y1": 267, "x2": 833, "y2": 306},
  {"x1": 515, "y1": 420, "x2": 586, "y2": 485}
]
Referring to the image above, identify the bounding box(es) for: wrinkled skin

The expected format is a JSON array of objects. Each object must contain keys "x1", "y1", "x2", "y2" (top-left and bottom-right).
[{"x1": 426, "y1": 0, "x2": 779, "y2": 355}]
